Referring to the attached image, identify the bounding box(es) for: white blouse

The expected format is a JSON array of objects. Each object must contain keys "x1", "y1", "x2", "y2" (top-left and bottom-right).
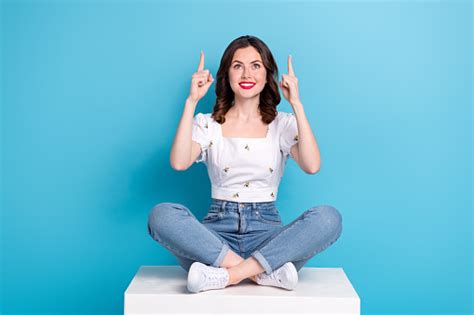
[{"x1": 191, "y1": 111, "x2": 299, "y2": 202}]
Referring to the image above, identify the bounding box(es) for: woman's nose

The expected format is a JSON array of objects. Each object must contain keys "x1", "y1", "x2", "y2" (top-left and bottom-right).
[{"x1": 242, "y1": 68, "x2": 251, "y2": 79}]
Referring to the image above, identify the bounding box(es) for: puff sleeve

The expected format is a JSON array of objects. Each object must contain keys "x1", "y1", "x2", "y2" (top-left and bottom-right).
[
  {"x1": 279, "y1": 112, "x2": 299, "y2": 159},
  {"x1": 191, "y1": 113, "x2": 211, "y2": 164}
]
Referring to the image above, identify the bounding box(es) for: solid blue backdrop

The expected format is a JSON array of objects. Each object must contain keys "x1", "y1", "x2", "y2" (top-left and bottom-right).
[{"x1": 1, "y1": 0, "x2": 472, "y2": 314}]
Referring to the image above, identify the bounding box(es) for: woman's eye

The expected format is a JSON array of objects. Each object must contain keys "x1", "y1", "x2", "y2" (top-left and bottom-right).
[{"x1": 233, "y1": 64, "x2": 261, "y2": 69}]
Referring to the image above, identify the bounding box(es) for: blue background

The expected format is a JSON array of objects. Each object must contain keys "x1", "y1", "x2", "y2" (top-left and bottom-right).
[{"x1": 1, "y1": 0, "x2": 472, "y2": 314}]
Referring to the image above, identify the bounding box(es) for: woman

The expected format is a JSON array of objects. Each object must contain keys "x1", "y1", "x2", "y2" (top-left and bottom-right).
[{"x1": 147, "y1": 35, "x2": 343, "y2": 294}]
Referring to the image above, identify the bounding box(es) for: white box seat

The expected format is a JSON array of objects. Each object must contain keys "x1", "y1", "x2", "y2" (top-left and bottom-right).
[{"x1": 125, "y1": 265, "x2": 360, "y2": 315}]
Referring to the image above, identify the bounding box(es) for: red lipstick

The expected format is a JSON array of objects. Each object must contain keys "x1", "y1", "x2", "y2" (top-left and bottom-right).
[{"x1": 239, "y1": 81, "x2": 256, "y2": 89}]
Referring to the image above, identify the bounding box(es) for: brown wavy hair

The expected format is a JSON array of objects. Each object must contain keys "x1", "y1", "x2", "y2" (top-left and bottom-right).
[{"x1": 210, "y1": 35, "x2": 281, "y2": 125}]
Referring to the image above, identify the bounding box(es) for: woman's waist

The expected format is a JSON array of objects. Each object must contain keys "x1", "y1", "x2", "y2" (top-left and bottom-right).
[
  {"x1": 210, "y1": 198, "x2": 278, "y2": 213},
  {"x1": 211, "y1": 185, "x2": 279, "y2": 203}
]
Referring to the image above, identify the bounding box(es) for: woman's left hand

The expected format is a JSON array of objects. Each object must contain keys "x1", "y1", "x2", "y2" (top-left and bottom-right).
[{"x1": 279, "y1": 55, "x2": 301, "y2": 106}]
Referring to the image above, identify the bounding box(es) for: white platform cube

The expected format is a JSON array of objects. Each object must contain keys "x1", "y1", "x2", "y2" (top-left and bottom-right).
[{"x1": 124, "y1": 265, "x2": 360, "y2": 315}]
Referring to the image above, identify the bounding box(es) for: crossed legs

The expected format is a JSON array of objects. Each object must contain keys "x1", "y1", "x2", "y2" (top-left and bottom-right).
[
  {"x1": 219, "y1": 249, "x2": 265, "y2": 285},
  {"x1": 148, "y1": 202, "x2": 342, "y2": 288}
]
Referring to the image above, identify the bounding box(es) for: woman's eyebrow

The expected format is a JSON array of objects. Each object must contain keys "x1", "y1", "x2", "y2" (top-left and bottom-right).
[{"x1": 232, "y1": 60, "x2": 262, "y2": 64}]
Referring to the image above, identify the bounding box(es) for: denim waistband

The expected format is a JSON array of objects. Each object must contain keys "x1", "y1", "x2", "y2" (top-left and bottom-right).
[{"x1": 211, "y1": 198, "x2": 276, "y2": 211}]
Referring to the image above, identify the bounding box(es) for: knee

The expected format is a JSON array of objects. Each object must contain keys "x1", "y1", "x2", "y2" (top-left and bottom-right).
[
  {"x1": 147, "y1": 202, "x2": 183, "y2": 236},
  {"x1": 306, "y1": 205, "x2": 343, "y2": 237}
]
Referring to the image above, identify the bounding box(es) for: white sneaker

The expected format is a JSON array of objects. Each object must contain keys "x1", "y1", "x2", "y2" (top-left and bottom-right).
[
  {"x1": 255, "y1": 262, "x2": 298, "y2": 290},
  {"x1": 187, "y1": 262, "x2": 230, "y2": 293}
]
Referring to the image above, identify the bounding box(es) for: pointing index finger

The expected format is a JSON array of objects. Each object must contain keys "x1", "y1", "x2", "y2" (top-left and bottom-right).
[
  {"x1": 198, "y1": 51, "x2": 205, "y2": 71},
  {"x1": 288, "y1": 54, "x2": 295, "y2": 76}
]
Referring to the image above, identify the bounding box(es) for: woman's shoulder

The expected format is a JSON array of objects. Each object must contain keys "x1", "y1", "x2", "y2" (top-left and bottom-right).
[
  {"x1": 275, "y1": 111, "x2": 294, "y2": 119},
  {"x1": 274, "y1": 111, "x2": 295, "y2": 127},
  {"x1": 194, "y1": 112, "x2": 214, "y2": 124},
  {"x1": 193, "y1": 112, "x2": 217, "y2": 134},
  {"x1": 195, "y1": 112, "x2": 210, "y2": 118},
  {"x1": 194, "y1": 112, "x2": 214, "y2": 121}
]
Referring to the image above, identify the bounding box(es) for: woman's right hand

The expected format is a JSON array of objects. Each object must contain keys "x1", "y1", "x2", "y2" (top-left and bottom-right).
[{"x1": 188, "y1": 51, "x2": 214, "y2": 104}]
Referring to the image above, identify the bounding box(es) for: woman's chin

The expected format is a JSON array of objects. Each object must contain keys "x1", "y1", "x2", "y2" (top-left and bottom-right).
[{"x1": 234, "y1": 90, "x2": 263, "y2": 100}]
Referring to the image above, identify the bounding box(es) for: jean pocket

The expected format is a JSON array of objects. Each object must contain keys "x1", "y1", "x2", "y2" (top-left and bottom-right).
[
  {"x1": 202, "y1": 213, "x2": 222, "y2": 223},
  {"x1": 255, "y1": 209, "x2": 282, "y2": 225},
  {"x1": 208, "y1": 204, "x2": 221, "y2": 213},
  {"x1": 202, "y1": 205, "x2": 223, "y2": 223}
]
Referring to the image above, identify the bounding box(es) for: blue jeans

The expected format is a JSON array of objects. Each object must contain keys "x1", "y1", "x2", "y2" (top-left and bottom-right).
[{"x1": 147, "y1": 199, "x2": 343, "y2": 275}]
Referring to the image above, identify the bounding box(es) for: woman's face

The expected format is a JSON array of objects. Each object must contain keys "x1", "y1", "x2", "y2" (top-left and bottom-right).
[{"x1": 228, "y1": 46, "x2": 267, "y2": 101}]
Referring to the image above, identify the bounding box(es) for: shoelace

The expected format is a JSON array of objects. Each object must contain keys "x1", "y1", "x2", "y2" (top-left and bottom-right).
[
  {"x1": 267, "y1": 270, "x2": 282, "y2": 283},
  {"x1": 203, "y1": 268, "x2": 228, "y2": 287},
  {"x1": 258, "y1": 269, "x2": 282, "y2": 283}
]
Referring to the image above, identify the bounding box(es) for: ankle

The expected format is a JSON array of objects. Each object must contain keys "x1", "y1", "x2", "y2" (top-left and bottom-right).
[{"x1": 227, "y1": 270, "x2": 242, "y2": 286}]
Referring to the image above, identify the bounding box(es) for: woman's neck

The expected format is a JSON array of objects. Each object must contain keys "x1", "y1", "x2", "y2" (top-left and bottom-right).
[{"x1": 228, "y1": 98, "x2": 261, "y2": 122}]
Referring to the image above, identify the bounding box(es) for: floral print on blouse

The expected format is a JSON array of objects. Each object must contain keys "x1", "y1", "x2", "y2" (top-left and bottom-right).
[{"x1": 191, "y1": 111, "x2": 299, "y2": 202}]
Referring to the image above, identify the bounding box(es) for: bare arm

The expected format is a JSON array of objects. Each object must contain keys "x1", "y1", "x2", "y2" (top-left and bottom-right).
[
  {"x1": 280, "y1": 55, "x2": 320, "y2": 174},
  {"x1": 290, "y1": 103, "x2": 321, "y2": 174},
  {"x1": 169, "y1": 98, "x2": 202, "y2": 170},
  {"x1": 169, "y1": 51, "x2": 214, "y2": 171}
]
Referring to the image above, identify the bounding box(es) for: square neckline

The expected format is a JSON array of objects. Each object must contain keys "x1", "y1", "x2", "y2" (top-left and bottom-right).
[{"x1": 218, "y1": 119, "x2": 273, "y2": 140}]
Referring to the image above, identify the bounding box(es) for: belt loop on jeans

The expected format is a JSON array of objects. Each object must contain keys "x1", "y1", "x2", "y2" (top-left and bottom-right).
[
  {"x1": 252, "y1": 202, "x2": 256, "y2": 210},
  {"x1": 221, "y1": 200, "x2": 227, "y2": 212}
]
